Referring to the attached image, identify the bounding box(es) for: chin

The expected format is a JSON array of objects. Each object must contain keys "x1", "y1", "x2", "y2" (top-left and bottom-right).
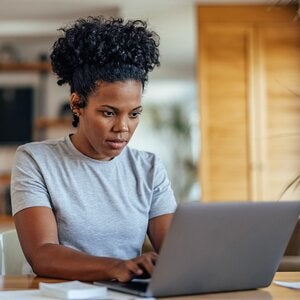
[{"x1": 107, "y1": 148, "x2": 124, "y2": 158}]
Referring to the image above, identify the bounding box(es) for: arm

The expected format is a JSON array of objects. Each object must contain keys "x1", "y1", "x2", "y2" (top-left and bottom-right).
[
  {"x1": 147, "y1": 213, "x2": 174, "y2": 252},
  {"x1": 15, "y1": 206, "x2": 157, "y2": 282},
  {"x1": 147, "y1": 154, "x2": 176, "y2": 253}
]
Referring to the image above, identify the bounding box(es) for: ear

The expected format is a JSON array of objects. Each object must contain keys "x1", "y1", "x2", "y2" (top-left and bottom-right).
[{"x1": 70, "y1": 93, "x2": 82, "y2": 116}]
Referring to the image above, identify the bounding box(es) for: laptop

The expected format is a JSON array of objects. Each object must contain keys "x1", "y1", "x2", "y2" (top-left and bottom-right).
[{"x1": 95, "y1": 201, "x2": 300, "y2": 297}]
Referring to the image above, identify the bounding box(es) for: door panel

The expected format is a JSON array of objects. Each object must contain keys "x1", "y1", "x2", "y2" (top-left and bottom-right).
[{"x1": 261, "y1": 27, "x2": 300, "y2": 200}]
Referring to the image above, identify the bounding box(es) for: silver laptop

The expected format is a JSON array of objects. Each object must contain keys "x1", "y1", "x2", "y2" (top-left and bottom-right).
[{"x1": 96, "y1": 201, "x2": 300, "y2": 297}]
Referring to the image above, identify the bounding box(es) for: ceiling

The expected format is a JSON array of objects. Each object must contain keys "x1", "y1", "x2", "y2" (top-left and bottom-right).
[{"x1": 0, "y1": 0, "x2": 295, "y2": 79}]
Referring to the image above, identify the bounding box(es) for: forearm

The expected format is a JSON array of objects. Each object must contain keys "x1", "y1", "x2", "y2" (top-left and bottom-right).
[
  {"x1": 148, "y1": 213, "x2": 174, "y2": 252},
  {"x1": 30, "y1": 243, "x2": 121, "y2": 281},
  {"x1": 14, "y1": 207, "x2": 156, "y2": 282}
]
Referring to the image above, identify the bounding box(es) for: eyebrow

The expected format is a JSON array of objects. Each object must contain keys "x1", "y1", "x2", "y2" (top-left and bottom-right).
[{"x1": 99, "y1": 105, "x2": 143, "y2": 111}]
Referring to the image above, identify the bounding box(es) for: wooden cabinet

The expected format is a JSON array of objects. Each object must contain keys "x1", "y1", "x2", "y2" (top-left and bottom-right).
[
  {"x1": 0, "y1": 62, "x2": 73, "y2": 140},
  {"x1": 0, "y1": 62, "x2": 51, "y2": 72},
  {"x1": 35, "y1": 116, "x2": 74, "y2": 140},
  {"x1": 197, "y1": 5, "x2": 300, "y2": 201},
  {"x1": 0, "y1": 62, "x2": 51, "y2": 215}
]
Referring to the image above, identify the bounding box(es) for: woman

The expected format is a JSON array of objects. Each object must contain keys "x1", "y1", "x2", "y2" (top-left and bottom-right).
[{"x1": 11, "y1": 16, "x2": 176, "y2": 282}]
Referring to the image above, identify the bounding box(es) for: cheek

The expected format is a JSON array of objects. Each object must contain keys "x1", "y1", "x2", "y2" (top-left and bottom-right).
[
  {"x1": 86, "y1": 119, "x2": 109, "y2": 139},
  {"x1": 91, "y1": 118, "x2": 109, "y2": 130},
  {"x1": 130, "y1": 120, "x2": 140, "y2": 132}
]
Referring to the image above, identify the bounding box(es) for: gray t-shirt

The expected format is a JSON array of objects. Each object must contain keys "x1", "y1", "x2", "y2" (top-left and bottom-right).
[{"x1": 11, "y1": 135, "x2": 177, "y2": 259}]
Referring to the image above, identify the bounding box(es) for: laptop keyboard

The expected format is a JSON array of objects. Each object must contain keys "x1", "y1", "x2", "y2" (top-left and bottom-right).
[{"x1": 106, "y1": 279, "x2": 149, "y2": 293}]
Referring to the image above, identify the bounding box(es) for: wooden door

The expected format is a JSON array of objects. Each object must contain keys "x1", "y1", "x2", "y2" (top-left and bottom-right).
[
  {"x1": 261, "y1": 26, "x2": 300, "y2": 200},
  {"x1": 197, "y1": 5, "x2": 300, "y2": 201},
  {"x1": 199, "y1": 25, "x2": 251, "y2": 201}
]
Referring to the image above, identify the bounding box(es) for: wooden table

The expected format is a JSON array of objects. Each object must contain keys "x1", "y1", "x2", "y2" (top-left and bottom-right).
[{"x1": 0, "y1": 272, "x2": 299, "y2": 299}]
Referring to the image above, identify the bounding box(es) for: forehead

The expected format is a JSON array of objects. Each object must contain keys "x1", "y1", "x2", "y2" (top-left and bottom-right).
[{"x1": 89, "y1": 80, "x2": 143, "y2": 106}]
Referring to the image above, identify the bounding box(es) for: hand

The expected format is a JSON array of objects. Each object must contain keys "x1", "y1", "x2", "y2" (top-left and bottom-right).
[{"x1": 111, "y1": 252, "x2": 158, "y2": 282}]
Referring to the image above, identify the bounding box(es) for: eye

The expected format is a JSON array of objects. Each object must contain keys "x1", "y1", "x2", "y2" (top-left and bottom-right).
[
  {"x1": 129, "y1": 111, "x2": 142, "y2": 119},
  {"x1": 102, "y1": 111, "x2": 115, "y2": 117}
]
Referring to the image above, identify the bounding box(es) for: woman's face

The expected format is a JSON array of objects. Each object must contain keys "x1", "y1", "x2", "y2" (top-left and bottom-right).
[{"x1": 71, "y1": 80, "x2": 143, "y2": 160}]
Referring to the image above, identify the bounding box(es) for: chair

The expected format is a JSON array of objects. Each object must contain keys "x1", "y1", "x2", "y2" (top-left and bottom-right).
[
  {"x1": 278, "y1": 218, "x2": 300, "y2": 271},
  {"x1": 0, "y1": 229, "x2": 29, "y2": 275}
]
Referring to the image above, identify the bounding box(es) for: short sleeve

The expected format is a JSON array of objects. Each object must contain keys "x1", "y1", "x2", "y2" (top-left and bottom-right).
[
  {"x1": 149, "y1": 157, "x2": 177, "y2": 219},
  {"x1": 10, "y1": 146, "x2": 52, "y2": 216}
]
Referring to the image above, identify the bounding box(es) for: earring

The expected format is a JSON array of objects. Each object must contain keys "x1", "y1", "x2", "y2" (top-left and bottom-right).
[{"x1": 71, "y1": 109, "x2": 79, "y2": 117}]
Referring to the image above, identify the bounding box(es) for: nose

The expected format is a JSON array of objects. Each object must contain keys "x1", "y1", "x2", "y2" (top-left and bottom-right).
[{"x1": 113, "y1": 116, "x2": 129, "y2": 132}]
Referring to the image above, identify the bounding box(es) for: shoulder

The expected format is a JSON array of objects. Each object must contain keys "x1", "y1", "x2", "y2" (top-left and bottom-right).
[
  {"x1": 120, "y1": 147, "x2": 168, "y2": 182},
  {"x1": 14, "y1": 137, "x2": 71, "y2": 168},
  {"x1": 122, "y1": 146, "x2": 160, "y2": 167},
  {"x1": 17, "y1": 137, "x2": 67, "y2": 156}
]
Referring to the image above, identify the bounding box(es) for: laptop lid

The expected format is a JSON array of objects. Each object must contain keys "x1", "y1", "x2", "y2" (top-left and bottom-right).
[{"x1": 97, "y1": 201, "x2": 300, "y2": 297}]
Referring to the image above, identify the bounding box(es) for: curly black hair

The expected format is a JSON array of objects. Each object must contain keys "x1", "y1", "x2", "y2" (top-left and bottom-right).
[{"x1": 50, "y1": 16, "x2": 160, "y2": 127}]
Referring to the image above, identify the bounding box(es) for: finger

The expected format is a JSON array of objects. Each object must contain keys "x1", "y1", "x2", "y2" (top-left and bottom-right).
[
  {"x1": 134, "y1": 255, "x2": 156, "y2": 275},
  {"x1": 125, "y1": 260, "x2": 144, "y2": 276},
  {"x1": 142, "y1": 251, "x2": 158, "y2": 262}
]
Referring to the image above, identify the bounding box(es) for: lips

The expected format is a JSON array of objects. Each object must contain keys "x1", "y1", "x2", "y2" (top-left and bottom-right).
[{"x1": 106, "y1": 139, "x2": 127, "y2": 150}]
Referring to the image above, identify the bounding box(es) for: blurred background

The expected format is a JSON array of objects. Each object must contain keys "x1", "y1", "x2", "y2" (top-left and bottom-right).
[{"x1": 0, "y1": 0, "x2": 299, "y2": 215}]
